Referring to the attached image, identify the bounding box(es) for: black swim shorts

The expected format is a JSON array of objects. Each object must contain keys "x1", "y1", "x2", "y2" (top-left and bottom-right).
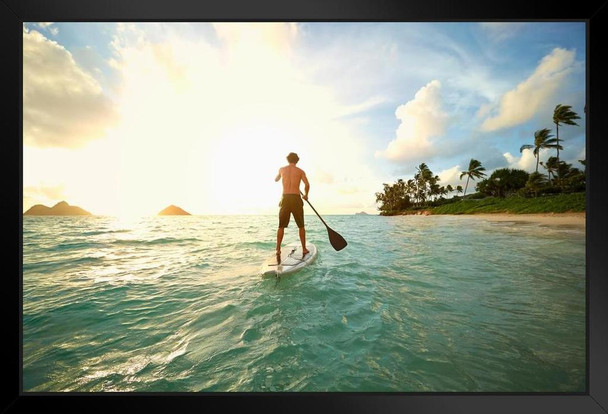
[{"x1": 278, "y1": 194, "x2": 304, "y2": 228}]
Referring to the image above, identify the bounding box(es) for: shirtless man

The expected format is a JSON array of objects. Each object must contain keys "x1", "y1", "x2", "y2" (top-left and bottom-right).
[{"x1": 275, "y1": 152, "x2": 310, "y2": 257}]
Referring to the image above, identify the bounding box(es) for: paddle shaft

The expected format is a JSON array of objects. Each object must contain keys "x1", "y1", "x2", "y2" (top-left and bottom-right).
[
  {"x1": 300, "y1": 192, "x2": 329, "y2": 228},
  {"x1": 299, "y1": 192, "x2": 347, "y2": 251}
]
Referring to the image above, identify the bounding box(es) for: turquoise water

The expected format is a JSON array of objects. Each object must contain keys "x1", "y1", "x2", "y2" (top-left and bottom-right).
[{"x1": 22, "y1": 214, "x2": 586, "y2": 392}]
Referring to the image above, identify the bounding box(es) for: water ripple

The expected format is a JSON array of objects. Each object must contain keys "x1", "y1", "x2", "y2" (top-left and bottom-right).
[{"x1": 22, "y1": 215, "x2": 585, "y2": 392}]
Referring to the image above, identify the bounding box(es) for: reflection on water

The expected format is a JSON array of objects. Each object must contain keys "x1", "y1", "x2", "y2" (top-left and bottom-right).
[{"x1": 23, "y1": 215, "x2": 585, "y2": 392}]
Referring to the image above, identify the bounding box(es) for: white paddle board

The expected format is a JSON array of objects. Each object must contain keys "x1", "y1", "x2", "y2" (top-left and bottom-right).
[{"x1": 261, "y1": 242, "x2": 317, "y2": 277}]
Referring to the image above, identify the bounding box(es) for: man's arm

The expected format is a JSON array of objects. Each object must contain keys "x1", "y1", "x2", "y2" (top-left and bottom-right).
[
  {"x1": 275, "y1": 168, "x2": 282, "y2": 182},
  {"x1": 301, "y1": 171, "x2": 310, "y2": 200}
]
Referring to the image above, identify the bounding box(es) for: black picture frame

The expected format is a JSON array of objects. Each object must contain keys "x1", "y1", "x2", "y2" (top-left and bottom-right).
[{"x1": 4, "y1": 0, "x2": 607, "y2": 413}]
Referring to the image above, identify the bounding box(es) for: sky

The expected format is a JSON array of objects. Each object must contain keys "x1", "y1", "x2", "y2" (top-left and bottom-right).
[{"x1": 22, "y1": 22, "x2": 586, "y2": 216}]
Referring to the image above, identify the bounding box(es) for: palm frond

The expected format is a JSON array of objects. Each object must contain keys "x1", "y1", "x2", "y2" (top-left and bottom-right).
[
  {"x1": 520, "y1": 144, "x2": 533, "y2": 152},
  {"x1": 534, "y1": 128, "x2": 553, "y2": 140},
  {"x1": 468, "y1": 159, "x2": 482, "y2": 169},
  {"x1": 553, "y1": 104, "x2": 581, "y2": 126}
]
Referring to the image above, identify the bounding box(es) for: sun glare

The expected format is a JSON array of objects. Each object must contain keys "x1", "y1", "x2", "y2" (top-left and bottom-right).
[
  {"x1": 206, "y1": 124, "x2": 302, "y2": 214},
  {"x1": 23, "y1": 22, "x2": 394, "y2": 216}
]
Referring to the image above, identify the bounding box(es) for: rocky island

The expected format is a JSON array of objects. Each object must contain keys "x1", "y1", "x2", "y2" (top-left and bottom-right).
[
  {"x1": 158, "y1": 205, "x2": 191, "y2": 215},
  {"x1": 24, "y1": 201, "x2": 92, "y2": 216}
]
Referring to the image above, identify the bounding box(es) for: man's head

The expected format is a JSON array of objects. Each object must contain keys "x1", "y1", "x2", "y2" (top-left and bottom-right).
[{"x1": 286, "y1": 152, "x2": 299, "y2": 164}]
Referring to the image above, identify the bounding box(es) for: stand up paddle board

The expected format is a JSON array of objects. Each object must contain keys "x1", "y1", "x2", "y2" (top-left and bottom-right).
[{"x1": 261, "y1": 242, "x2": 317, "y2": 278}]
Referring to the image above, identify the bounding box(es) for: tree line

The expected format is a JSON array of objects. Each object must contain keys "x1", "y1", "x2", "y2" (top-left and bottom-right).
[{"x1": 376, "y1": 104, "x2": 585, "y2": 214}]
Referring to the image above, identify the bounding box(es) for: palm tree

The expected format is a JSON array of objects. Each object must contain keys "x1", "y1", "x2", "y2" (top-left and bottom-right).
[
  {"x1": 525, "y1": 172, "x2": 547, "y2": 197},
  {"x1": 540, "y1": 156, "x2": 560, "y2": 183},
  {"x1": 520, "y1": 128, "x2": 562, "y2": 173},
  {"x1": 406, "y1": 179, "x2": 416, "y2": 205},
  {"x1": 430, "y1": 175, "x2": 441, "y2": 201},
  {"x1": 415, "y1": 163, "x2": 433, "y2": 205},
  {"x1": 456, "y1": 185, "x2": 463, "y2": 196},
  {"x1": 553, "y1": 104, "x2": 580, "y2": 164},
  {"x1": 459, "y1": 159, "x2": 486, "y2": 197}
]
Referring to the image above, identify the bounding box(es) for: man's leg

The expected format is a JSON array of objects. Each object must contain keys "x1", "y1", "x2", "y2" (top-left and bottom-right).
[
  {"x1": 277, "y1": 198, "x2": 289, "y2": 254},
  {"x1": 276, "y1": 227, "x2": 284, "y2": 254},
  {"x1": 299, "y1": 227, "x2": 309, "y2": 255},
  {"x1": 294, "y1": 200, "x2": 309, "y2": 256}
]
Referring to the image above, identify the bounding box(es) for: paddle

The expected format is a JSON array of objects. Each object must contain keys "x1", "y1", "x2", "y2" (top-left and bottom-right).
[{"x1": 300, "y1": 192, "x2": 347, "y2": 251}]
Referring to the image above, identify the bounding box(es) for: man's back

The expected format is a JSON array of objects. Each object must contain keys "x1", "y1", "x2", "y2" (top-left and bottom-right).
[{"x1": 279, "y1": 165, "x2": 306, "y2": 195}]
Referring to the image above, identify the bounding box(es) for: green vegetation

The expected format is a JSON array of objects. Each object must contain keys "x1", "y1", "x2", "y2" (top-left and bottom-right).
[
  {"x1": 375, "y1": 163, "x2": 448, "y2": 213},
  {"x1": 476, "y1": 168, "x2": 529, "y2": 198},
  {"x1": 376, "y1": 158, "x2": 586, "y2": 216},
  {"x1": 429, "y1": 192, "x2": 585, "y2": 215},
  {"x1": 375, "y1": 102, "x2": 585, "y2": 216}
]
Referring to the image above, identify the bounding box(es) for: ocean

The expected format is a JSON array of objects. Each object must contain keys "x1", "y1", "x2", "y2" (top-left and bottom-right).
[{"x1": 22, "y1": 214, "x2": 586, "y2": 392}]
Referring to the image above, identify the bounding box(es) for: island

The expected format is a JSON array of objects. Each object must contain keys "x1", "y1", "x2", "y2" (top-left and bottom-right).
[
  {"x1": 24, "y1": 201, "x2": 92, "y2": 216},
  {"x1": 355, "y1": 211, "x2": 370, "y2": 215},
  {"x1": 158, "y1": 205, "x2": 191, "y2": 215}
]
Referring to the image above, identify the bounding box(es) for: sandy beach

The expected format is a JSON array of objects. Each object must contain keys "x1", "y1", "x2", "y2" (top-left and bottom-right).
[{"x1": 470, "y1": 212, "x2": 586, "y2": 228}]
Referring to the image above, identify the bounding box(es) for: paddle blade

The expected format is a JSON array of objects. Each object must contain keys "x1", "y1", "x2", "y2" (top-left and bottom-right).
[{"x1": 327, "y1": 227, "x2": 347, "y2": 251}]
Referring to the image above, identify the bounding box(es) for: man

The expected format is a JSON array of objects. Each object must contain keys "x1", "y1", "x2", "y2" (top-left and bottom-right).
[{"x1": 275, "y1": 152, "x2": 310, "y2": 257}]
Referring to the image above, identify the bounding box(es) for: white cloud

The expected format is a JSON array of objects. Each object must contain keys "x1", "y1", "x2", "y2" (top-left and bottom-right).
[
  {"x1": 480, "y1": 48, "x2": 576, "y2": 132},
  {"x1": 89, "y1": 22, "x2": 385, "y2": 215},
  {"x1": 336, "y1": 95, "x2": 387, "y2": 118},
  {"x1": 23, "y1": 30, "x2": 119, "y2": 148},
  {"x1": 375, "y1": 80, "x2": 448, "y2": 162},
  {"x1": 213, "y1": 22, "x2": 298, "y2": 56},
  {"x1": 475, "y1": 103, "x2": 492, "y2": 119},
  {"x1": 23, "y1": 23, "x2": 584, "y2": 216},
  {"x1": 33, "y1": 22, "x2": 59, "y2": 36},
  {"x1": 437, "y1": 165, "x2": 463, "y2": 189},
  {"x1": 479, "y1": 22, "x2": 526, "y2": 43},
  {"x1": 503, "y1": 148, "x2": 549, "y2": 172},
  {"x1": 36, "y1": 22, "x2": 59, "y2": 36}
]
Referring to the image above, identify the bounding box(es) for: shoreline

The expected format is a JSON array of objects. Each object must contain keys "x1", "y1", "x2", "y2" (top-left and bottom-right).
[
  {"x1": 447, "y1": 212, "x2": 586, "y2": 227},
  {"x1": 391, "y1": 211, "x2": 586, "y2": 227}
]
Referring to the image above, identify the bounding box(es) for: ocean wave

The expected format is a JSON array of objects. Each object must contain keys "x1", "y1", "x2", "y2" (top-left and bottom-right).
[
  {"x1": 65, "y1": 240, "x2": 109, "y2": 249},
  {"x1": 23, "y1": 255, "x2": 105, "y2": 272},
  {"x1": 22, "y1": 214, "x2": 586, "y2": 392},
  {"x1": 111, "y1": 237, "x2": 201, "y2": 246},
  {"x1": 79, "y1": 229, "x2": 133, "y2": 236},
  {"x1": 239, "y1": 240, "x2": 275, "y2": 249}
]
